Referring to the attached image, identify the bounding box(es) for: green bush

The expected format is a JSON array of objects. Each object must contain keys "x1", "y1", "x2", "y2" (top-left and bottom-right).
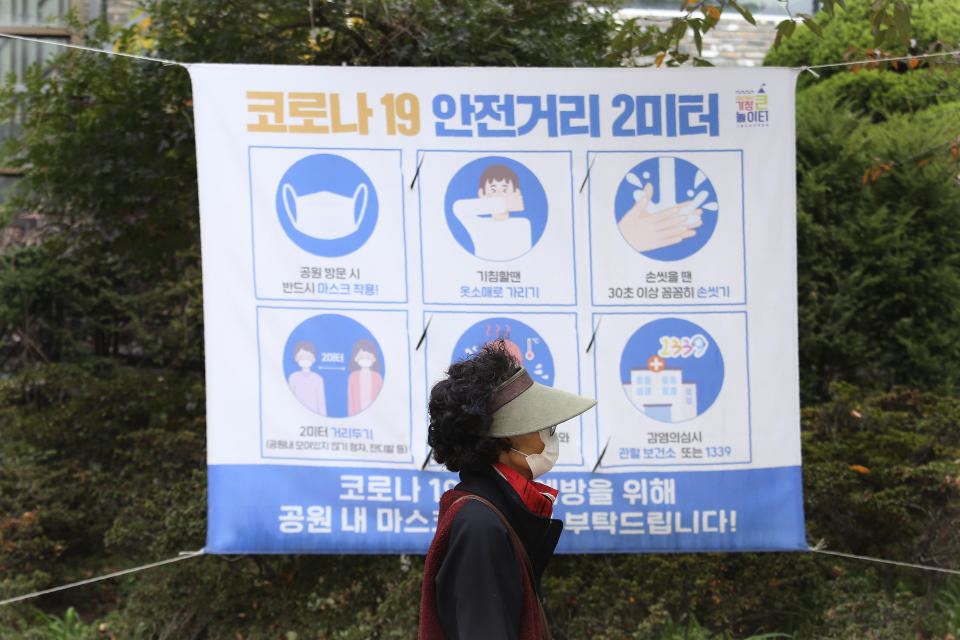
[
  {"x1": 795, "y1": 76, "x2": 960, "y2": 401},
  {"x1": 0, "y1": 361, "x2": 206, "y2": 585},
  {"x1": 3, "y1": 385, "x2": 955, "y2": 639},
  {"x1": 792, "y1": 66, "x2": 959, "y2": 120},
  {"x1": 764, "y1": 0, "x2": 960, "y2": 70},
  {"x1": 933, "y1": 578, "x2": 960, "y2": 636}
]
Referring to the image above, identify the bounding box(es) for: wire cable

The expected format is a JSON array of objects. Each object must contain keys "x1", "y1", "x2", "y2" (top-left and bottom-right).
[
  {"x1": 809, "y1": 545, "x2": 960, "y2": 576},
  {"x1": 0, "y1": 550, "x2": 204, "y2": 607},
  {"x1": 0, "y1": 32, "x2": 182, "y2": 66}
]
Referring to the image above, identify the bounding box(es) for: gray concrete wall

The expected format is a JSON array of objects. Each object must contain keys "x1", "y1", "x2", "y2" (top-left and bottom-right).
[
  {"x1": 86, "y1": 0, "x2": 140, "y2": 25},
  {"x1": 619, "y1": 10, "x2": 778, "y2": 67}
]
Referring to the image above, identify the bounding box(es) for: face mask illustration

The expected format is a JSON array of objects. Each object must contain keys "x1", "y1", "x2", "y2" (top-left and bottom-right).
[
  {"x1": 282, "y1": 182, "x2": 368, "y2": 239},
  {"x1": 512, "y1": 428, "x2": 560, "y2": 479}
]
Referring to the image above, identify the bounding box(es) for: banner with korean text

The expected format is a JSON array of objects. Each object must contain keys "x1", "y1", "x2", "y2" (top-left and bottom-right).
[{"x1": 189, "y1": 64, "x2": 805, "y2": 553}]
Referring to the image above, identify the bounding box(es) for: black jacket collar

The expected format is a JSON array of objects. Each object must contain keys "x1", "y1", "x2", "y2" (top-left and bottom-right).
[{"x1": 455, "y1": 466, "x2": 564, "y2": 590}]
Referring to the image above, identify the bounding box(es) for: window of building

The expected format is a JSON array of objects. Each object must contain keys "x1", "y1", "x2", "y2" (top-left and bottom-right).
[
  {"x1": 0, "y1": 1, "x2": 81, "y2": 199},
  {"x1": 0, "y1": 173, "x2": 19, "y2": 204},
  {"x1": 0, "y1": 39, "x2": 67, "y2": 138},
  {"x1": 636, "y1": 383, "x2": 654, "y2": 397},
  {"x1": 0, "y1": 1, "x2": 72, "y2": 27}
]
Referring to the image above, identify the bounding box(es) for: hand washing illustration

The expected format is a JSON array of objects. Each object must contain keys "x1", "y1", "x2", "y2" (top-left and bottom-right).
[
  {"x1": 444, "y1": 156, "x2": 548, "y2": 262},
  {"x1": 614, "y1": 156, "x2": 719, "y2": 261},
  {"x1": 274, "y1": 153, "x2": 378, "y2": 257}
]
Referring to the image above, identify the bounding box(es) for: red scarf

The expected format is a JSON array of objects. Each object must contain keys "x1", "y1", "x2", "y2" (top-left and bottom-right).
[{"x1": 493, "y1": 462, "x2": 559, "y2": 518}]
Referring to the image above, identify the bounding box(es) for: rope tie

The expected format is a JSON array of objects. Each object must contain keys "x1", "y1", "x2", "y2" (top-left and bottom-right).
[
  {"x1": 0, "y1": 550, "x2": 204, "y2": 607},
  {"x1": 808, "y1": 541, "x2": 960, "y2": 576}
]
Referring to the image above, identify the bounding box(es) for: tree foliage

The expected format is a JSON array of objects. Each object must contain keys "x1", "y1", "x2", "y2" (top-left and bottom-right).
[
  {"x1": 143, "y1": 0, "x2": 621, "y2": 68},
  {"x1": 765, "y1": 0, "x2": 960, "y2": 71},
  {"x1": 774, "y1": 1, "x2": 960, "y2": 401},
  {"x1": 795, "y1": 92, "x2": 960, "y2": 400}
]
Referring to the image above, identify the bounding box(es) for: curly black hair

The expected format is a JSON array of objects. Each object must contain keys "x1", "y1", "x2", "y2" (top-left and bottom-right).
[{"x1": 427, "y1": 339, "x2": 520, "y2": 472}]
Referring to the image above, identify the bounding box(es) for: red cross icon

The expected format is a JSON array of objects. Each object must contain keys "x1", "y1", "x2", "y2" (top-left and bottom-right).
[{"x1": 647, "y1": 355, "x2": 665, "y2": 372}]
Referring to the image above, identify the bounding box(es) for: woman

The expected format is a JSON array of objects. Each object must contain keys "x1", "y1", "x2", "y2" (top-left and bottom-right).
[
  {"x1": 287, "y1": 340, "x2": 326, "y2": 416},
  {"x1": 419, "y1": 339, "x2": 596, "y2": 640},
  {"x1": 346, "y1": 338, "x2": 384, "y2": 416}
]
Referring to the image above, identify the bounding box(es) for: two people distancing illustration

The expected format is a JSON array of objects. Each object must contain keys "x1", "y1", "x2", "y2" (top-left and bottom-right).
[{"x1": 287, "y1": 338, "x2": 382, "y2": 417}]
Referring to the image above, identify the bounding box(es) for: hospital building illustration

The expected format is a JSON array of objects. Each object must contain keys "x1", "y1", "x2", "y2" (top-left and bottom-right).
[{"x1": 625, "y1": 362, "x2": 698, "y2": 422}]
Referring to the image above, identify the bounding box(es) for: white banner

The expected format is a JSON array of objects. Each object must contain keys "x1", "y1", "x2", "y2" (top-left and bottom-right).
[{"x1": 189, "y1": 64, "x2": 804, "y2": 553}]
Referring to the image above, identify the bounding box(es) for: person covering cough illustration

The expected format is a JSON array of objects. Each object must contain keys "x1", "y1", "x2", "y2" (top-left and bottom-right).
[
  {"x1": 288, "y1": 341, "x2": 327, "y2": 416},
  {"x1": 452, "y1": 164, "x2": 532, "y2": 261},
  {"x1": 347, "y1": 338, "x2": 384, "y2": 416}
]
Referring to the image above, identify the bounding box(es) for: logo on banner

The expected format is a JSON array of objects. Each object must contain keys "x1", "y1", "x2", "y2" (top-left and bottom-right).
[
  {"x1": 444, "y1": 156, "x2": 549, "y2": 262},
  {"x1": 613, "y1": 156, "x2": 719, "y2": 261},
  {"x1": 619, "y1": 318, "x2": 724, "y2": 423},
  {"x1": 283, "y1": 314, "x2": 385, "y2": 417},
  {"x1": 734, "y1": 84, "x2": 769, "y2": 128},
  {"x1": 275, "y1": 153, "x2": 379, "y2": 257},
  {"x1": 452, "y1": 317, "x2": 554, "y2": 385}
]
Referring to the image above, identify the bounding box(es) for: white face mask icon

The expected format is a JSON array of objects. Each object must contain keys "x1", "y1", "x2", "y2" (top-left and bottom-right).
[{"x1": 282, "y1": 182, "x2": 368, "y2": 239}]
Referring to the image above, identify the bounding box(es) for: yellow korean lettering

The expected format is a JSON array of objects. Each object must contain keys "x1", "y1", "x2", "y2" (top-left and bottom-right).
[
  {"x1": 395, "y1": 93, "x2": 420, "y2": 136},
  {"x1": 288, "y1": 92, "x2": 330, "y2": 133},
  {"x1": 381, "y1": 93, "x2": 420, "y2": 136},
  {"x1": 246, "y1": 91, "x2": 286, "y2": 132},
  {"x1": 356, "y1": 93, "x2": 374, "y2": 135},
  {"x1": 330, "y1": 94, "x2": 357, "y2": 133}
]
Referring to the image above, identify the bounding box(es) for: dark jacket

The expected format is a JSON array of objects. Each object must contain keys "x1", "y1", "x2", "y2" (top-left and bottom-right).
[{"x1": 419, "y1": 466, "x2": 564, "y2": 640}]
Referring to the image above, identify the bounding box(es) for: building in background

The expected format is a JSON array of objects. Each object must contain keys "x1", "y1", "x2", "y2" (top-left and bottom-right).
[
  {"x1": 91, "y1": 0, "x2": 138, "y2": 24},
  {"x1": 620, "y1": 0, "x2": 816, "y2": 67},
  {"x1": 0, "y1": 1, "x2": 140, "y2": 139},
  {"x1": 0, "y1": 1, "x2": 78, "y2": 200},
  {"x1": 0, "y1": 0, "x2": 135, "y2": 246}
]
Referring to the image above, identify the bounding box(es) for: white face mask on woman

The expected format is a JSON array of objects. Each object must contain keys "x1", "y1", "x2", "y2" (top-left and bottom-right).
[{"x1": 511, "y1": 427, "x2": 560, "y2": 479}]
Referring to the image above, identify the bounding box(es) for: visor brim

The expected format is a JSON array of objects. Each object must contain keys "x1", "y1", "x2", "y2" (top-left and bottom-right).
[{"x1": 488, "y1": 381, "x2": 597, "y2": 438}]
